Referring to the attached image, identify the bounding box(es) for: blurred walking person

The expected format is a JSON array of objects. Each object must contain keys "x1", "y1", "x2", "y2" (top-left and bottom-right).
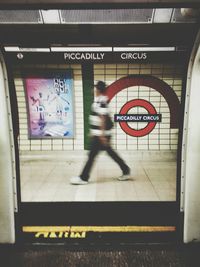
[{"x1": 70, "y1": 81, "x2": 130, "y2": 185}]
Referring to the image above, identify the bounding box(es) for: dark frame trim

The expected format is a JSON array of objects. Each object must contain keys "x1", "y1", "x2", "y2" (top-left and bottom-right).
[{"x1": 0, "y1": 1, "x2": 200, "y2": 10}]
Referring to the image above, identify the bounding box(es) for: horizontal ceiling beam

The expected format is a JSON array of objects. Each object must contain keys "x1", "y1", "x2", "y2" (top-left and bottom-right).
[
  {"x1": 0, "y1": 0, "x2": 199, "y2": 9},
  {"x1": 0, "y1": 23, "x2": 197, "y2": 47}
]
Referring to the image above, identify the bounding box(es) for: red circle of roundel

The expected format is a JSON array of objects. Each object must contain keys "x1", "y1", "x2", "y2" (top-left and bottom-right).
[{"x1": 119, "y1": 99, "x2": 157, "y2": 137}]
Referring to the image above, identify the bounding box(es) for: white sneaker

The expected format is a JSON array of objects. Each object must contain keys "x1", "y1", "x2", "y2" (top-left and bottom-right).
[
  {"x1": 117, "y1": 174, "x2": 130, "y2": 181},
  {"x1": 70, "y1": 176, "x2": 88, "y2": 185}
]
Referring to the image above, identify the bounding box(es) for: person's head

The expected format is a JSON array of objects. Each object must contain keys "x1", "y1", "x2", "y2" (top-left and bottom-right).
[{"x1": 95, "y1": 81, "x2": 107, "y2": 95}]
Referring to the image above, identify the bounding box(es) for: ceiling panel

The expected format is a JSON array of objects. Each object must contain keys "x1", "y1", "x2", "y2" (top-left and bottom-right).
[
  {"x1": 60, "y1": 9, "x2": 153, "y2": 23},
  {"x1": 0, "y1": 8, "x2": 198, "y2": 24},
  {"x1": 0, "y1": 10, "x2": 42, "y2": 24},
  {"x1": 172, "y1": 8, "x2": 196, "y2": 22}
]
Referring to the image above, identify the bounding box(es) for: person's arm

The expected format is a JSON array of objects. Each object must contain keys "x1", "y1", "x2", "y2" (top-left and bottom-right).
[{"x1": 99, "y1": 114, "x2": 108, "y2": 145}]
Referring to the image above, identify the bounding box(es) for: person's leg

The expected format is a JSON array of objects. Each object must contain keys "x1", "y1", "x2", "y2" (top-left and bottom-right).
[
  {"x1": 106, "y1": 146, "x2": 130, "y2": 174},
  {"x1": 80, "y1": 136, "x2": 101, "y2": 181},
  {"x1": 104, "y1": 138, "x2": 130, "y2": 175}
]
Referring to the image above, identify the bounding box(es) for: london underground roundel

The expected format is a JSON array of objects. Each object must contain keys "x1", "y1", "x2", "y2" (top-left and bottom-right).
[
  {"x1": 118, "y1": 99, "x2": 158, "y2": 137},
  {"x1": 106, "y1": 75, "x2": 180, "y2": 138}
]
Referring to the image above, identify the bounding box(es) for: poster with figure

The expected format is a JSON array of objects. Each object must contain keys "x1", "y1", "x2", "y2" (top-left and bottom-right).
[{"x1": 25, "y1": 70, "x2": 74, "y2": 138}]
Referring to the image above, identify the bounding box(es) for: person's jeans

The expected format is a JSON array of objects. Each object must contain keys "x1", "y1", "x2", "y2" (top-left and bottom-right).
[{"x1": 80, "y1": 136, "x2": 130, "y2": 181}]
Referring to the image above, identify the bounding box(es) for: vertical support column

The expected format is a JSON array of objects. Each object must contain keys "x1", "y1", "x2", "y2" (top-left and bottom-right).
[
  {"x1": 183, "y1": 30, "x2": 200, "y2": 243},
  {"x1": 82, "y1": 64, "x2": 94, "y2": 150},
  {"x1": 0, "y1": 53, "x2": 15, "y2": 243}
]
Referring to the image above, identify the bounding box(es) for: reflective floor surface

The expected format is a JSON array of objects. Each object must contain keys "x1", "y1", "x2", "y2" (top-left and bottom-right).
[{"x1": 20, "y1": 150, "x2": 177, "y2": 202}]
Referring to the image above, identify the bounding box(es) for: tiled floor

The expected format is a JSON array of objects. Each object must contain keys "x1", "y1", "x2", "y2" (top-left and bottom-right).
[{"x1": 20, "y1": 150, "x2": 177, "y2": 202}]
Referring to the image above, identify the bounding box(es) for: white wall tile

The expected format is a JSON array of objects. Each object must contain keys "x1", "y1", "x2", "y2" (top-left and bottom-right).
[{"x1": 16, "y1": 63, "x2": 182, "y2": 152}]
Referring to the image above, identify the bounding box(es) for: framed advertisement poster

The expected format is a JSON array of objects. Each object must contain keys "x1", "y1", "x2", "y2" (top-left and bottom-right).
[{"x1": 24, "y1": 70, "x2": 74, "y2": 139}]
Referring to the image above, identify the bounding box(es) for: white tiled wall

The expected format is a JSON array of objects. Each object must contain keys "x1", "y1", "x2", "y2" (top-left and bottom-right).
[
  {"x1": 15, "y1": 63, "x2": 183, "y2": 152},
  {"x1": 15, "y1": 64, "x2": 84, "y2": 151},
  {"x1": 94, "y1": 63, "x2": 183, "y2": 151}
]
